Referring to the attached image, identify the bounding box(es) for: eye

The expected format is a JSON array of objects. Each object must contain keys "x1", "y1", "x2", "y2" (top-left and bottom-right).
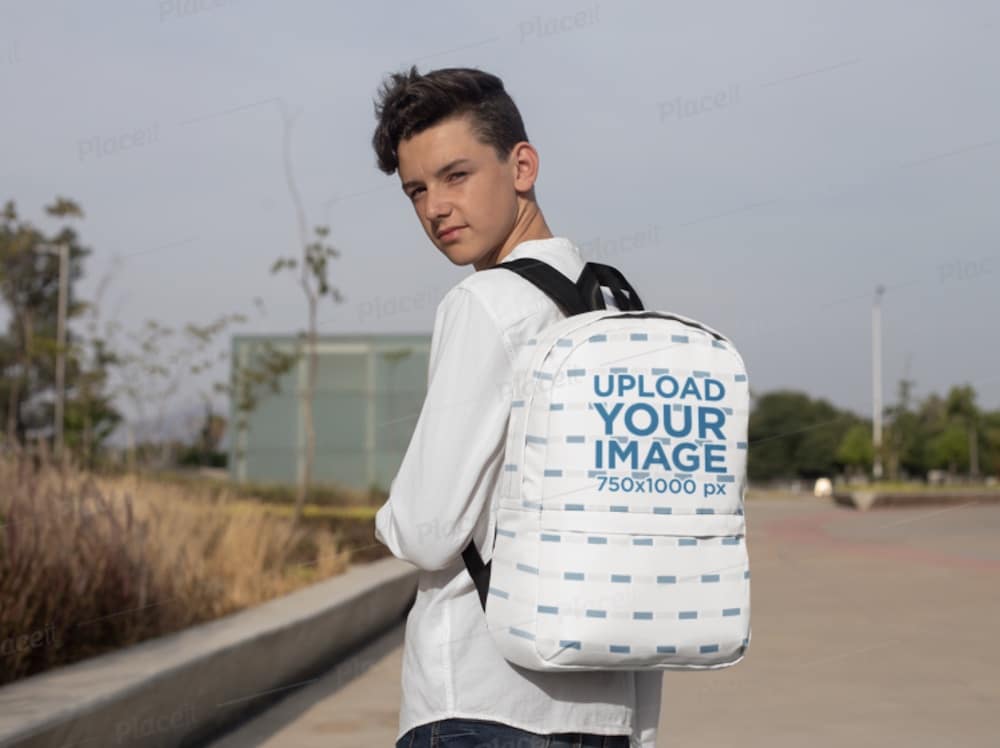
[
  {"x1": 409, "y1": 186, "x2": 425, "y2": 200},
  {"x1": 448, "y1": 171, "x2": 467, "y2": 182}
]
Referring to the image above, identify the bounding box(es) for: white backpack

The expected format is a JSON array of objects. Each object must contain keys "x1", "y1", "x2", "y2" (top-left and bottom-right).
[{"x1": 462, "y1": 259, "x2": 751, "y2": 672}]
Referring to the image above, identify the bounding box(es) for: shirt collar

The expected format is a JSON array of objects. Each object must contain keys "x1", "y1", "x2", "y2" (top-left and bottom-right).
[{"x1": 498, "y1": 236, "x2": 580, "y2": 264}]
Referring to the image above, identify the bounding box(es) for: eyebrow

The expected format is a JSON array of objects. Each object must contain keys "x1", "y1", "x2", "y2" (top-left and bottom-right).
[{"x1": 401, "y1": 158, "x2": 473, "y2": 192}]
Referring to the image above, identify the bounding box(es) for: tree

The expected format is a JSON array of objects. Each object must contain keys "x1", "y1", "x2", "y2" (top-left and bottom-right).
[
  {"x1": 981, "y1": 410, "x2": 1000, "y2": 477},
  {"x1": 911, "y1": 384, "x2": 985, "y2": 478},
  {"x1": 883, "y1": 377, "x2": 922, "y2": 480},
  {"x1": 215, "y1": 337, "x2": 299, "y2": 468},
  {"x1": 269, "y1": 99, "x2": 345, "y2": 527},
  {"x1": 944, "y1": 385, "x2": 981, "y2": 477},
  {"x1": 176, "y1": 395, "x2": 228, "y2": 468},
  {"x1": 836, "y1": 423, "x2": 874, "y2": 476},
  {"x1": 747, "y1": 390, "x2": 858, "y2": 482},
  {"x1": 111, "y1": 313, "x2": 247, "y2": 470},
  {"x1": 64, "y1": 333, "x2": 122, "y2": 469},
  {"x1": 927, "y1": 422, "x2": 969, "y2": 474},
  {"x1": 0, "y1": 197, "x2": 119, "y2": 457},
  {"x1": 792, "y1": 399, "x2": 856, "y2": 480},
  {"x1": 63, "y1": 259, "x2": 125, "y2": 468}
]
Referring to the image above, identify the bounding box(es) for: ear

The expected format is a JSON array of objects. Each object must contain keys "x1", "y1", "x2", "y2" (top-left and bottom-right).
[{"x1": 510, "y1": 142, "x2": 540, "y2": 193}]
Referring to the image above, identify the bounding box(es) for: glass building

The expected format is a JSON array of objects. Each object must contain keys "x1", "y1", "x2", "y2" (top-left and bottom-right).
[{"x1": 227, "y1": 333, "x2": 431, "y2": 492}]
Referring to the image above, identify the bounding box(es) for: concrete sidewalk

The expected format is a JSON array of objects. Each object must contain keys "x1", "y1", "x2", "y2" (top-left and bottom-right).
[
  {"x1": 207, "y1": 497, "x2": 1000, "y2": 747},
  {"x1": 204, "y1": 620, "x2": 405, "y2": 747}
]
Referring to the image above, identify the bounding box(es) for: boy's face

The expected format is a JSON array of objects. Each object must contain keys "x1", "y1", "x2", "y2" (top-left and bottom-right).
[{"x1": 397, "y1": 115, "x2": 520, "y2": 268}]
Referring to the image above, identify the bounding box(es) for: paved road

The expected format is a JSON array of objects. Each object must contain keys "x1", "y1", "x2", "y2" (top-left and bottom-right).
[{"x1": 207, "y1": 497, "x2": 1000, "y2": 747}]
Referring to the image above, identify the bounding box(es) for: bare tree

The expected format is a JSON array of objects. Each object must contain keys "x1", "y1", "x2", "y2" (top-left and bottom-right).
[
  {"x1": 107, "y1": 310, "x2": 248, "y2": 471},
  {"x1": 271, "y1": 98, "x2": 344, "y2": 527}
]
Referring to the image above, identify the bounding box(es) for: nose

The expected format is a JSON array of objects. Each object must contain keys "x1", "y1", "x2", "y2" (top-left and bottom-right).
[{"x1": 422, "y1": 184, "x2": 452, "y2": 224}]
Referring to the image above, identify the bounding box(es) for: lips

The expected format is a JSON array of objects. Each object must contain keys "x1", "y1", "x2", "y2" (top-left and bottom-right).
[{"x1": 437, "y1": 225, "x2": 465, "y2": 241}]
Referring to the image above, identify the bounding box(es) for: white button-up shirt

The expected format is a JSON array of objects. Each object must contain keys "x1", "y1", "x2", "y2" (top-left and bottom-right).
[{"x1": 375, "y1": 236, "x2": 662, "y2": 747}]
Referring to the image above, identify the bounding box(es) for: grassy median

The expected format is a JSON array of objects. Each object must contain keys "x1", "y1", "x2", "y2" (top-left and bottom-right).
[{"x1": 0, "y1": 455, "x2": 385, "y2": 686}]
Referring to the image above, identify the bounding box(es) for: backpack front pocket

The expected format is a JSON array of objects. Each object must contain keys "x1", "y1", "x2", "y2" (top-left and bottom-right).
[{"x1": 532, "y1": 509, "x2": 750, "y2": 670}]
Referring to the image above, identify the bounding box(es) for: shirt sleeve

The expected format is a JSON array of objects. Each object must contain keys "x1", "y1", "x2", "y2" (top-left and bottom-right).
[
  {"x1": 631, "y1": 670, "x2": 663, "y2": 747},
  {"x1": 374, "y1": 286, "x2": 514, "y2": 571}
]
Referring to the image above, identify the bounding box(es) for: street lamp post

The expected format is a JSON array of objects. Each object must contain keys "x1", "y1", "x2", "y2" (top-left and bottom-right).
[
  {"x1": 872, "y1": 284, "x2": 885, "y2": 481},
  {"x1": 33, "y1": 242, "x2": 69, "y2": 461}
]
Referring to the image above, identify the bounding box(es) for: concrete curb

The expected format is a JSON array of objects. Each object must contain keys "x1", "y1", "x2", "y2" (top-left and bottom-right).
[
  {"x1": 833, "y1": 490, "x2": 1000, "y2": 510},
  {"x1": 0, "y1": 557, "x2": 417, "y2": 748}
]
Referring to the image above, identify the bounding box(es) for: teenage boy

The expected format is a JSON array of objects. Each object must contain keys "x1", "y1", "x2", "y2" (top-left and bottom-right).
[{"x1": 371, "y1": 66, "x2": 662, "y2": 748}]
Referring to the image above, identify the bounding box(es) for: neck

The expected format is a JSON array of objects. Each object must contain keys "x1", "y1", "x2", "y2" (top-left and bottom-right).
[{"x1": 475, "y1": 199, "x2": 552, "y2": 271}]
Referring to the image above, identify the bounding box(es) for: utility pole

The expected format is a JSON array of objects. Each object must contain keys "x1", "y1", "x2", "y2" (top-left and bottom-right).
[
  {"x1": 33, "y1": 242, "x2": 69, "y2": 462},
  {"x1": 872, "y1": 284, "x2": 885, "y2": 481}
]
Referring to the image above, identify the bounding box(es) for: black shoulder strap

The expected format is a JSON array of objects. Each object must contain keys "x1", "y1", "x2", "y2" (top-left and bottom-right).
[
  {"x1": 460, "y1": 254, "x2": 644, "y2": 613},
  {"x1": 462, "y1": 534, "x2": 493, "y2": 611},
  {"x1": 484, "y1": 257, "x2": 645, "y2": 315},
  {"x1": 488, "y1": 257, "x2": 590, "y2": 316}
]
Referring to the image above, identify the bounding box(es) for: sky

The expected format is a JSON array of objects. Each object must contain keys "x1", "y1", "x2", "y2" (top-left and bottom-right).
[{"x1": 2, "y1": 0, "x2": 998, "y2": 441}]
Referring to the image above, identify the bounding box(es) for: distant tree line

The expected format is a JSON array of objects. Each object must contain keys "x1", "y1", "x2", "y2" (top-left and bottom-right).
[{"x1": 748, "y1": 382, "x2": 1000, "y2": 482}]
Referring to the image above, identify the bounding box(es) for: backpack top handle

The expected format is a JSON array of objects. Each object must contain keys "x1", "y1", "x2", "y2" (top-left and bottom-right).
[
  {"x1": 577, "y1": 261, "x2": 645, "y2": 312},
  {"x1": 489, "y1": 258, "x2": 645, "y2": 316}
]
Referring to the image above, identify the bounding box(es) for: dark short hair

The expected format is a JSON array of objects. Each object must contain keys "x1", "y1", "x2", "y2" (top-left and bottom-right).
[{"x1": 371, "y1": 66, "x2": 529, "y2": 175}]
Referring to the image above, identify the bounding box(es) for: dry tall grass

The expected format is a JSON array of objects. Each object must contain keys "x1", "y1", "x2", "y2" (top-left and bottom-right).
[{"x1": 0, "y1": 451, "x2": 353, "y2": 686}]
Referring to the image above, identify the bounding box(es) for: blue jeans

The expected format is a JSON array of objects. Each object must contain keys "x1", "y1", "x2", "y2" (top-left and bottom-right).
[{"x1": 396, "y1": 717, "x2": 631, "y2": 747}]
